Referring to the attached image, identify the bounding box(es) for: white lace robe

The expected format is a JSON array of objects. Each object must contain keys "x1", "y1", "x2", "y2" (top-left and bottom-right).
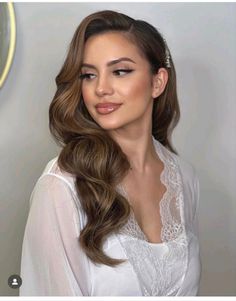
[{"x1": 20, "y1": 137, "x2": 201, "y2": 296}]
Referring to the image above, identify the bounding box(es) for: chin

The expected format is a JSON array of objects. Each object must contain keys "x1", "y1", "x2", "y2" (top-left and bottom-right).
[
  {"x1": 93, "y1": 118, "x2": 125, "y2": 131},
  {"x1": 90, "y1": 114, "x2": 121, "y2": 130},
  {"x1": 97, "y1": 122, "x2": 123, "y2": 131}
]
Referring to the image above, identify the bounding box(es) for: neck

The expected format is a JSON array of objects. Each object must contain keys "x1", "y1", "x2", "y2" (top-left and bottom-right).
[{"x1": 109, "y1": 130, "x2": 158, "y2": 174}]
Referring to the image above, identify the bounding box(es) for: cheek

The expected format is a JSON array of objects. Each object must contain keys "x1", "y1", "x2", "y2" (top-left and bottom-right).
[
  {"x1": 122, "y1": 75, "x2": 153, "y2": 104},
  {"x1": 81, "y1": 84, "x2": 94, "y2": 107}
]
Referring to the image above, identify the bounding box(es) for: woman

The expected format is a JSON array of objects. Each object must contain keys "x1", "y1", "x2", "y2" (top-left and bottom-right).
[{"x1": 20, "y1": 10, "x2": 201, "y2": 296}]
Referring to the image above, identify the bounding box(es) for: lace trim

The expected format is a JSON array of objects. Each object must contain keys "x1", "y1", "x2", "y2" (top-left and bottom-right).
[{"x1": 115, "y1": 138, "x2": 188, "y2": 296}]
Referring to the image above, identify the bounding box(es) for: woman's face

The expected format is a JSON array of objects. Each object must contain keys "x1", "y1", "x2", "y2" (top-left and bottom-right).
[{"x1": 80, "y1": 32, "x2": 160, "y2": 132}]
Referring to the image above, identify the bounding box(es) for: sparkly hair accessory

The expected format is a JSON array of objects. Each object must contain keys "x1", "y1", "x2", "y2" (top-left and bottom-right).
[{"x1": 163, "y1": 38, "x2": 171, "y2": 69}]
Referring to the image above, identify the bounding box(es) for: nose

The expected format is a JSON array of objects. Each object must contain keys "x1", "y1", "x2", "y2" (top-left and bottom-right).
[{"x1": 95, "y1": 73, "x2": 114, "y2": 96}]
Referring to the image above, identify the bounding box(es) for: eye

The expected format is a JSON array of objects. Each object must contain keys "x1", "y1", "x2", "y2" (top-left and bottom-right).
[
  {"x1": 79, "y1": 73, "x2": 96, "y2": 80},
  {"x1": 113, "y1": 69, "x2": 133, "y2": 76}
]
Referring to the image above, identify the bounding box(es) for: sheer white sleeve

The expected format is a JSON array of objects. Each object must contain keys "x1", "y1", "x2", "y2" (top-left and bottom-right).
[{"x1": 20, "y1": 174, "x2": 91, "y2": 296}]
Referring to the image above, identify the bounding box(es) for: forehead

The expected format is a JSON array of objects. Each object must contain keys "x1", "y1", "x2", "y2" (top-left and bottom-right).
[{"x1": 82, "y1": 31, "x2": 146, "y2": 64}]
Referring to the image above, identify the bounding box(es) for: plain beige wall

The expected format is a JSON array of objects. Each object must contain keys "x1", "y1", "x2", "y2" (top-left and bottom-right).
[{"x1": 0, "y1": 2, "x2": 235, "y2": 296}]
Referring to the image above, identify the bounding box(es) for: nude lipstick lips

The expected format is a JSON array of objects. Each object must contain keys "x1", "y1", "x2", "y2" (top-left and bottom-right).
[{"x1": 95, "y1": 103, "x2": 122, "y2": 115}]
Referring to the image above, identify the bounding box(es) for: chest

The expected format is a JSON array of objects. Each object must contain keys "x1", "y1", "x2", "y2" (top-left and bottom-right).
[{"x1": 121, "y1": 170, "x2": 167, "y2": 243}]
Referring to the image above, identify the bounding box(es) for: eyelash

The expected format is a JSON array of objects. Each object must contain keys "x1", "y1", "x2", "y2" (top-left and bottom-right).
[
  {"x1": 79, "y1": 69, "x2": 133, "y2": 80},
  {"x1": 79, "y1": 73, "x2": 94, "y2": 80},
  {"x1": 113, "y1": 69, "x2": 133, "y2": 76}
]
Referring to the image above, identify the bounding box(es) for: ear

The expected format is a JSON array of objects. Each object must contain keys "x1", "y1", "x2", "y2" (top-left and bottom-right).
[{"x1": 151, "y1": 68, "x2": 169, "y2": 99}]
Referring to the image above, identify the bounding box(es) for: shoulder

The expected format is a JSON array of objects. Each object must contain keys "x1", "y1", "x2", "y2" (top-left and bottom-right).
[
  {"x1": 171, "y1": 152, "x2": 198, "y2": 186},
  {"x1": 29, "y1": 157, "x2": 80, "y2": 213},
  {"x1": 38, "y1": 156, "x2": 77, "y2": 196},
  {"x1": 168, "y1": 147, "x2": 199, "y2": 195},
  {"x1": 169, "y1": 150, "x2": 200, "y2": 218},
  {"x1": 29, "y1": 157, "x2": 84, "y2": 230},
  {"x1": 153, "y1": 137, "x2": 198, "y2": 186}
]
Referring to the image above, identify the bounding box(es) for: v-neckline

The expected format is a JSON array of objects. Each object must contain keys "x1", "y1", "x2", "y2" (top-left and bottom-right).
[
  {"x1": 117, "y1": 137, "x2": 169, "y2": 245},
  {"x1": 115, "y1": 137, "x2": 188, "y2": 296}
]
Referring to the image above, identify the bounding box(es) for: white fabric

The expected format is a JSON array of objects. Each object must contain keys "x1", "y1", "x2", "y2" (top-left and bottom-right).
[{"x1": 20, "y1": 137, "x2": 201, "y2": 296}]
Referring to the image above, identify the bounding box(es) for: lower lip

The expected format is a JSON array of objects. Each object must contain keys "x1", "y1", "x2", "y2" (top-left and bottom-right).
[{"x1": 95, "y1": 104, "x2": 122, "y2": 115}]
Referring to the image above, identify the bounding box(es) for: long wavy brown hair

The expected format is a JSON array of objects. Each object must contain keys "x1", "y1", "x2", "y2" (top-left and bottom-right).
[{"x1": 49, "y1": 10, "x2": 180, "y2": 267}]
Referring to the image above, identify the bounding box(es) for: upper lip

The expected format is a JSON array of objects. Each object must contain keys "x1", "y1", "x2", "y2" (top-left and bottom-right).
[{"x1": 95, "y1": 102, "x2": 122, "y2": 108}]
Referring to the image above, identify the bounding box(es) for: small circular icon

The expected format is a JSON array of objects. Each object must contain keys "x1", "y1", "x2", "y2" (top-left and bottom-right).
[{"x1": 8, "y1": 274, "x2": 22, "y2": 289}]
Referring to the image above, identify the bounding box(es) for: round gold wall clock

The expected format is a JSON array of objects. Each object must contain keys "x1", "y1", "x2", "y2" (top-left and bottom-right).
[{"x1": 0, "y1": 3, "x2": 16, "y2": 88}]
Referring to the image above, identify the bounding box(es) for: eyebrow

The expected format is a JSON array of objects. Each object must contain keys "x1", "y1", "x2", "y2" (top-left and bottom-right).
[{"x1": 81, "y1": 57, "x2": 136, "y2": 69}]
